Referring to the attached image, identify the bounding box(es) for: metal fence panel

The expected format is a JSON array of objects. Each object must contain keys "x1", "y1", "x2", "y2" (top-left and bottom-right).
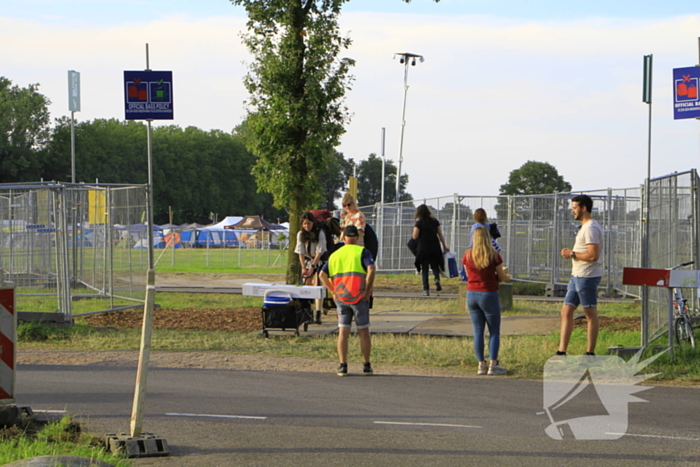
[
  {"x1": 364, "y1": 187, "x2": 643, "y2": 299},
  {"x1": 0, "y1": 182, "x2": 150, "y2": 319},
  {"x1": 642, "y1": 170, "x2": 698, "y2": 344}
]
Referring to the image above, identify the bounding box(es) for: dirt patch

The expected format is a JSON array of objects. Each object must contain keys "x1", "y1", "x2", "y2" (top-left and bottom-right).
[
  {"x1": 83, "y1": 307, "x2": 262, "y2": 333},
  {"x1": 574, "y1": 315, "x2": 640, "y2": 333}
]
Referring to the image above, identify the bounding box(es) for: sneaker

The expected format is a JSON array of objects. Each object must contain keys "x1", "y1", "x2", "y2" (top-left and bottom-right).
[
  {"x1": 477, "y1": 362, "x2": 488, "y2": 375},
  {"x1": 314, "y1": 310, "x2": 322, "y2": 325},
  {"x1": 487, "y1": 362, "x2": 507, "y2": 376},
  {"x1": 584, "y1": 352, "x2": 595, "y2": 356},
  {"x1": 337, "y1": 363, "x2": 348, "y2": 376},
  {"x1": 435, "y1": 281, "x2": 442, "y2": 292},
  {"x1": 423, "y1": 290, "x2": 430, "y2": 296},
  {"x1": 555, "y1": 351, "x2": 567, "y2": 356},
  {"x1": 363, "y1": 362, "x2": 373, "y2": 376}
]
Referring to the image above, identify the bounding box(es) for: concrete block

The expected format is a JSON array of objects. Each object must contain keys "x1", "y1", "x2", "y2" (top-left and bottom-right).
[
  {"x1": 499, "y1": 283, "x2": 513, "y2": 311},
  {"x1": 545, "y1": 283, "x2": 566, "y2": 297},
  {"x1": 105, "y1": 433, "x2": 169, "y2": 458},
  {"x1": 458, "y1": 282, "x2": 513, "y2": 311},
  {"x1": 0, "y1": 404, "x2": 21, "y2": 427},
  {"x1": 607, "y1": 345, "x2": 666, "y2": 359}
]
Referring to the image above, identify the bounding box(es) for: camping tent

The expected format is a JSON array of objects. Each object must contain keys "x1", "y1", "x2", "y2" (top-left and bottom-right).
[
  {"x1": 228, "y1": 216, "x2": 288, "y2": 248},
  {"x1": 179, "y1": 228, "x2": 238, "y2": 248},
  {"x1": 202, "y1": 216, "x2": 243, "y2": 230}
]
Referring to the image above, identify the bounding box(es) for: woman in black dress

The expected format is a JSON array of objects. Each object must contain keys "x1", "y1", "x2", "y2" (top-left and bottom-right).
[{"x1": 412, "y1": 204, "x2": 450, "y2": 296}]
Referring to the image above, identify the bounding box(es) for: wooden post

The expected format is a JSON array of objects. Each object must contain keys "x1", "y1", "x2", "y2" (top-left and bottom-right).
[{"x1": 130, "y1": 269, "x2": 156, "y2": 437}]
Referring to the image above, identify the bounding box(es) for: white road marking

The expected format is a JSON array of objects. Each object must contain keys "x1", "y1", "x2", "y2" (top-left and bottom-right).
[
  {"x1": 606, "y1": 432, "x2": 699, "y2": 441},
  {"x1": 165, "y1": 413, "x2": 267, "y2": 420},
  {"x1": 374, "y1": 421, "x2": 481, "y2": 429}
]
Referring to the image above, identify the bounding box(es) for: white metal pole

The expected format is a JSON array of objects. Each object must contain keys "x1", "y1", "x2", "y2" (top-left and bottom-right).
[
  {"x1": 380, "y1": 127, "x2": 386, "y2": 209},
  {"x1": 395, "y1": 60, "x2": 409, "y2": 203},
  {"x1": 380, "y1": 127, "x2": 386, "y2": 268}
]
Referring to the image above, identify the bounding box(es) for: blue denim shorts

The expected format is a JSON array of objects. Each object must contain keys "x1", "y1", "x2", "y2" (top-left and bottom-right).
[
  {"x1": 564, "y1": 276, "x2": 602, "y2": 309},
  {"x1": 335, "y1": 300, "x2": 370, "y2": 329}
]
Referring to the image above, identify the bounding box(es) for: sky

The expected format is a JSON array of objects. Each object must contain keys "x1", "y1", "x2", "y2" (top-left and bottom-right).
[{"x1": 3, "y1": 0, "x2": 700, "y2": 202}]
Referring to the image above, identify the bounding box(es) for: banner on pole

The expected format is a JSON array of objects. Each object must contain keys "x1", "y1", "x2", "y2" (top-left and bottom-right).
[
  {"x1": 673, "y1": 66, "x2": 700, "y2": 120},
  {"x1": 68, "y1": 70, "x2": 81, "y2": 112},
  {"x1": 124, "y1": 70, "x2": 174, "y2": 120},
  {"x1": 642, "y1": 55, "x2": 652, "y2": 104}
]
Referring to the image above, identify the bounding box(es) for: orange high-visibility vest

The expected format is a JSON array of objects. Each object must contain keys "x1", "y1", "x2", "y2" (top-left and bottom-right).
[{"x1": 328, "y1": 244, "x2": 367, "y2": 304}]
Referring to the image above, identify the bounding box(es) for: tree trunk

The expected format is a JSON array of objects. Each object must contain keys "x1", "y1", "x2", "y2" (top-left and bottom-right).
[{"x1": 286, "y1": 196, "x2": 303, "y2": 285}]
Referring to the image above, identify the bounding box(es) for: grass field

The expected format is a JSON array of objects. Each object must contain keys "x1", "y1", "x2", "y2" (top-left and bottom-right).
[{"x1": 17, "y1": 289, "x2": 700, "y2": 384}]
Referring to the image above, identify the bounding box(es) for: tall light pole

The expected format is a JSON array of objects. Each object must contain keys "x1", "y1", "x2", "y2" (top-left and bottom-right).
[{"x1": 393, "y1": 52, "x2": 424, "y2": 203}]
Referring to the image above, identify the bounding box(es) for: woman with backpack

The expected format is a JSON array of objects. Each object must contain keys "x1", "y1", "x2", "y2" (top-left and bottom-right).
[
  {"x1": 295, "y1": 212, "x2": 327, "y2": 324},
  {"x1": 470, "y1": 208, "x2": 501, "y2": 252},
  {"x1": 412, "y1": 204, "x2": 449, "y2": 296}
]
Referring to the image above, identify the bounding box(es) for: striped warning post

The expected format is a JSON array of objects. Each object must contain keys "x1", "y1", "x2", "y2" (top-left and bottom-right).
[{"x1": 0, "y1": 286, "x2": 16, "y2": 403}]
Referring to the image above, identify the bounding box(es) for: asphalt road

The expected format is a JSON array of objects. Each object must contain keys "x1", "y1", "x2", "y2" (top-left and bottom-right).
[{"x1": 15, "y1": 364, "x2": 700, "y2": 467}]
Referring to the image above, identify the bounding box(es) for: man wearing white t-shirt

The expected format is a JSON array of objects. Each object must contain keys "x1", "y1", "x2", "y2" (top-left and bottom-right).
[{"x1": 557, "y1": 194, "x2": 604, "y2": 356}]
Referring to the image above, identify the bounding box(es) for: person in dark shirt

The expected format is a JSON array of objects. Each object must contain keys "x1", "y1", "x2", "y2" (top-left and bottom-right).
[{"x1": 412, "y1": 204, "x2": 449, "y2": 296}]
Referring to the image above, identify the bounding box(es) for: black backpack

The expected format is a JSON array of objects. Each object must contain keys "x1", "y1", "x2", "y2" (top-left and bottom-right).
[
  {"x1": 364, "y1": 222, "x2": 379, "y2": 261},
  {"x1": 489, "y1": 222, "x2": 501, "y2": 239},
  {"x1": 318, "y1": 217, "x2": 341, "y2": 262}
]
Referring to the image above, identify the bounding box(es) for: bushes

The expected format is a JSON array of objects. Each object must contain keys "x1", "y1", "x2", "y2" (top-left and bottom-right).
[{"x1": 511, "y1": 281, "x2": 546, "y2": 296}]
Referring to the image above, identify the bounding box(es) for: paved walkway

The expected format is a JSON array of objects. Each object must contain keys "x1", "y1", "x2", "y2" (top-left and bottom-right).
[{"x1": 156, "y1": 276, "x2": 562, "y2": 338}]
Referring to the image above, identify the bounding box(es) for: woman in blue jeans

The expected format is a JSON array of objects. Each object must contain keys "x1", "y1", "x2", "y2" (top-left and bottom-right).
[{"x1": 462, "y1": 226, "x2": 511, "y2": 375}]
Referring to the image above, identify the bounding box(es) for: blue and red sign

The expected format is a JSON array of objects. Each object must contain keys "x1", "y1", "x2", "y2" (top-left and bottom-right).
[
  {"x1": 673, "y1": 66, "x2": 700, "y2": 120},
  {"x1": 124, "y1": 70, "x2": 174, "y2": 120}
]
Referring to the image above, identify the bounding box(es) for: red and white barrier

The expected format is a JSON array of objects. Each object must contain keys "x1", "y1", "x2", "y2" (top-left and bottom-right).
[{"x1": 0, "y1": 282, "x2": 16, "y2": 404}]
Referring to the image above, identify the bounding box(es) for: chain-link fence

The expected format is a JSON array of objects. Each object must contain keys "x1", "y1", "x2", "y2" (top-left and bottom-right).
[
  {"x1": 4, "y1": 171, "x2": 698, "y2": 346},
  {"x1": 642, "y1": 170, "x2": 699, "y2": 345},
  {"x1": 0, "y1": 182, "x2": 150, "y2": 321},
  {"x1": 364, "y1": 187, "x2": 642, "y2": 298},
  {"x1": 152, "y1": 234, "x2": 288, "y2": 271}
]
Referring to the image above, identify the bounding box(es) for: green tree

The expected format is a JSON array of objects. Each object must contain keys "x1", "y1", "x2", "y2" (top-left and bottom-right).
[
  {"x1": 438, "y1": 202, "x2": 472, "y2": 224},
  {"x1": 232, "y1": 0, "x2": 355, "y2": 283},
  {"x1": 318, "y1": 150, "x2": 353, "y2": 210},
  {"x1": 496, "y1": 160, "x2": 572, "y2": 221},
  {"x1": 355, "y1": 153, "x2": 411, "y2": 207},
  {"x1": 499, "y1": 160, "x2": 571, "y2": 196},
  {"x1": 44, "y1": 118, "x2": 285, "y2": 225},
  {"x1": 0, "y1": 77, "x2": 51, "y2": 182}
]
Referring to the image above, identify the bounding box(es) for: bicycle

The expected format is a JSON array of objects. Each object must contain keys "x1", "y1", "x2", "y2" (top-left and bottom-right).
[{"x1": 670, "y1": 261, "x2": 697, "y2": 349}]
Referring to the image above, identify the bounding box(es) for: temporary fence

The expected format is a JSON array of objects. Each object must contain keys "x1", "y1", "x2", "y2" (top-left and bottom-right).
[
  {"x1": 152, "y1": 228, "x2": 288, "y2": 271},
  {"x1": 0, "y1": 182, "x2": 150, "y2": 321},
  {"x1": 642, "y1": 170, "x2": 699, "y2": 345},
  {"x1": 365, "y1": 187, "x2": 643, "y2": 298},
  {"x1": 3, "y1": 171, "x2": 697, "y2": 349}
]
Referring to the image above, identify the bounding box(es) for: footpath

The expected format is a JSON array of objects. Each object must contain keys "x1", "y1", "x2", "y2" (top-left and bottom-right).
[{"x1": 155, "y1": 275, "x2": 562, "y2": 337}]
